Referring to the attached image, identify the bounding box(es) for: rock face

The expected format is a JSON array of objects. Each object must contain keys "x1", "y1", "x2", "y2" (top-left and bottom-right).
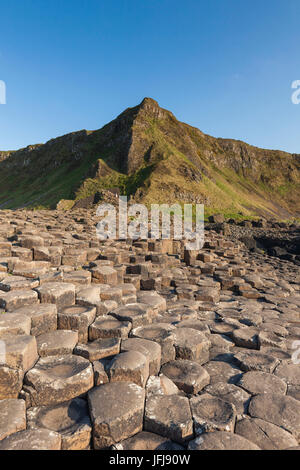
[{"x1": 0, "y1": 208, "x2": 299, "y2": 450}]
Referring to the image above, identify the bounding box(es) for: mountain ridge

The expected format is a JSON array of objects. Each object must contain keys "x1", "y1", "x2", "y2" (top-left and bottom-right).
[{"x1": 0, "y1": 97, "x2": 299, "y2": 218}]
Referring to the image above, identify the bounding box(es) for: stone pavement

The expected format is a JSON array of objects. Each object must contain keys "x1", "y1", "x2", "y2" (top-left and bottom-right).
[{"x1": 0, "y1": 209, "x2": 299, "y2": 450}]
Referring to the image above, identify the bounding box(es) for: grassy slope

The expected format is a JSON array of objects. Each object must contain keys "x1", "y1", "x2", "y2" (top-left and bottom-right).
[{"x1": 0, "y1": 98, "x2": 299, "y2": 218}]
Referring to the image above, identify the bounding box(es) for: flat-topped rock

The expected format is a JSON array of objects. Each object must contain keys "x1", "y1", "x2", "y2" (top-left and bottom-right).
[
  {"x1": 36, "y1": 330, "x2": 78, "y2": 357},
  {"x1": 144, "y1": 395, "x2": 193, "y2": 444},
  {"x1": 24, "y1": 355, "x2": 93, "y2": 406},
  {"x1": 106, "y1": 350, "x2": 149, "y2": 387},
  {"x1": 188, "y1": 431, "x2": 260, "y2": 450},
  {"x1": 131, "y1": 323, "x2": 175, "y2": 364},
  {"x1": 12, "y1": 304, "x2": 57, "y2": 336},
  {"x1": 0, "y1": 428, "x2": 61, "y2": 450},
  {"x1": 27, "y1": 397, "x2": 92, "y2": 450},
  {"x1": 161, "y1": 359, "x2": 210, "y2": 394},
  {"x1": 237, "y1": 370, "x2": 287, "y2": 395},
  {"x1": 121, "y1": 337, "x2": 161, "y2": 375},
  {"x1": 0, "y1": 312, "x2": 31, "y2": 338},
  {"x1": 190, "y1": 393, "x2": 236, "y2": 434},
  {"x1": 173, "y1": 327, "x2": 211, "y2": 362},
  {"x1": 58, "y1": 305, "x2": 96, "y2": 343},
  {"x1": 110, "y1": 303, "x2": 154, "y2": 328},
  {"x1": 235, "y1": 417, "x2": 298, "y2": 450},
  {"x1": 88, "y1": 382, "x2": 145, "y2": 449},
  {"x1": 248, "y1": 393, "x2": 300, "y2": 439},
  {"x1": 1, "y1": 334, "x2": 38, "y2": 371},
  {"x1": 0, "y1": 289, "x2": 39, "y2": 312},
  {"x1": 74, "y1": 337, "x2": 120, "y2": 362},
  {"x1": 89, "y1": 316, "x2": 131, "y2": 340},
  {"x1": 35, "y1": 282, "x2": 75, "y2": 308},
  {"x1": 0, "y1": 398, "x2": 26, "y2": 441}
]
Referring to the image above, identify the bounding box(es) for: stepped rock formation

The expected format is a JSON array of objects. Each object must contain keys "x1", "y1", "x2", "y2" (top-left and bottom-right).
[
  {"x1": 0, "y1": 208, "x2": 299, "y2": 450},
  {"x1": 0, "y1": 98, "x2": 299, "y2": 217}
]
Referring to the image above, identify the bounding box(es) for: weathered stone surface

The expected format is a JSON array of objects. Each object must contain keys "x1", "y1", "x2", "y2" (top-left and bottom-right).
[
  {"x1": 144, "y1": 395, "x2": 193, "y2": 444},
  {"x1": 235, "y1": 417, "x2": 298, "y2": 450},
  {"x1": 203, "y1": 361, "x2": 243, "y2": 385},
  {"x1": 24, "y1": 355, "x2": 93, "y2": 406},
  {"x1": 0, "y1": 289, "x2": 39, "y2": 312},
  {"x1": 0, "y1": 275, "x2": 39, "y2": 292},
  {"x1": 36, "y1": 330, "x2": 78, "y2": 357},
  {"x1": 131, "y1": 323, "x2": 175, "y2": 364},
  {"x1": 234, "y1": 350, "x2": 279, "y2": 373},
  {"x1": 106, "y1": 350, "x2": 149, "y2": 387},
  {"x1": 91, "y1": 266, "x2": 118, "y2": 285},
  {"x1": 0, "y1": 366, "x2": 24, "y2": 399},
  {"x1": 190, "y1": 393, "x2": 236, "y2": 434},
  {"x1": 74, "y1": 337, "x2": 120, "y2": 362},
  {"x1": 232, "y1": 327, "x2": 259, "y2": 349},
  {"x1": 12, "y1": 304, "x2": 57, "y2": 336},
  {"x1": 112, "y1": 431, "x2": 183, "y2": 450},
  {"x1": 35, "y1": 282, "x2": 75, "y2": 308},
  {"x1": 188, "y1": 431, "x2": 260, "y2": 450},
  {"x1": 0, "y1": 399, "x2": 26, "y2": 441},
  {"x1": 0, "y1": 428, "x2": 61, "y2": 450},
  {"x1": 161, "y1": 360, "x2": 210, "y2": 394},
  {"x1": 110, "y1": 303, "x2": 154, "y2": 328},
  {"x1": 205, "y1": 382, "x2": 251, "y2": 416},
  {"x1": 237, "y1": 370, "x2": 287, "y2": 395},
  {"x1": 92, "y1": 360, "x2": 109, "y2": 386},
  {"x1": 146, "y1": 374, "x2": 180, "y2": 397},
  {"x1": 89, "y1": 316, "x2": 131, "y2": 340},
  {"x1": 88, "y1": 382, "x2": 145, "y2": 449},
  {"x1": 58, "y1": 305, "x2": 96, "y2": 343},
  {"x1": 0, "y1": 312, "x2": 31, "y2": 338},
  {"x1": 27, "y1": 398, "x2": 92, "y2": 450},
  {"x1": 1, "y1": 334, "x2": 38, "y2": 371},
  {"x1": 248, "y1": 393, "x2": 300, "y2": 439},
  {"x1": 173, "y1": 327, "x2": 210, "y2": 363},
  {"x1": 121, "y1": 337, "x2": 161, "y2": 375}
]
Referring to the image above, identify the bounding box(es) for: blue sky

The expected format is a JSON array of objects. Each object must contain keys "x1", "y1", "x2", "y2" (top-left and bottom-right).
[{"x1": 0, "y1": 0, "x2": 299, "y2": 152}]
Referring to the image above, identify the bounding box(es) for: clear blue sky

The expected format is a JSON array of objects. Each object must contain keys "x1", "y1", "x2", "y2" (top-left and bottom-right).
[{"x1": 0, "y1": 0, "x2": 299, "y2": 153}]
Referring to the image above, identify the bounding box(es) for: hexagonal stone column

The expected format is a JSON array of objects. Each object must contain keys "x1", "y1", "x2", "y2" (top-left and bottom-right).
[
  {"x1": 0, "y1": 312, "x2": 31, "y2": 338},
  {"x1": 74, "y1": 337, "x2": 120, "y2": 361},
  {"x1": 24, "y1": 355, "x2": 93, "y2": 406},
  {"x1": 121, "y1": 337, "x2": 161, "y2": 375},
  {"x1": 173, "y1": 327, "x2": 211, "y2": 363},
  {"x1": 0, "y1": 429, "x2": 61, "y2": 450},
  {"x1": 36, "y1": 330, "x2": 78, "y2": 357},
  {"x1": 88, "y1": 382, "x2": 145, "y2": 449},
  {"x1": 235, "y1": 417, "x2": 298, "y2": 450},
  {"x1": 110, "y1": 303, "x2": 154, "y2": 328},
  {"x1": 0, "y1": 366, "x2": 24, "y2": 399},
  {"x1": 144, "y1": 395, "x2": 193, "y2": 444},
  {"x1": 12, "y1": 304, "x2": 57, "y2": 336},
  {"x1": 131, "y1": 323, "x2": 175, "y2": 364},
  {"x1": 161, "y1": 359, "x2": 210, "y2": 394},
  {"x1": 248, "y1": 393, "x2": 300, "y2": 440},
  {"x1": 188, "y1": 431, "x2": 260, "y2": 450},
  {"x1": 0, "y1": 398, "x2": 26, "y2": 441},
  {"x1": 89, "y1": 317, "x2": 131, "y2": 341},
  {"x1": 106, "y1": 350, "x2": 149, "y2": 387},
  {"x1": 27, "y1": 398, "x2": 92, "y2": 450},
  {"x1": 0, "y1": 289, "x2": 39, "y2": 312},
  {"x1": 190, "y1": 393, "x2": 236, "y2": 434},
  {"x1": 58, "y1": 305, "x2": 96, "y2": 343},
  {"x1": 35, "y1": 282, "x2": 75, "y2": 308},
  {"x1": 2, "y1": 335, "x2": 38, "y2": 371}
]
